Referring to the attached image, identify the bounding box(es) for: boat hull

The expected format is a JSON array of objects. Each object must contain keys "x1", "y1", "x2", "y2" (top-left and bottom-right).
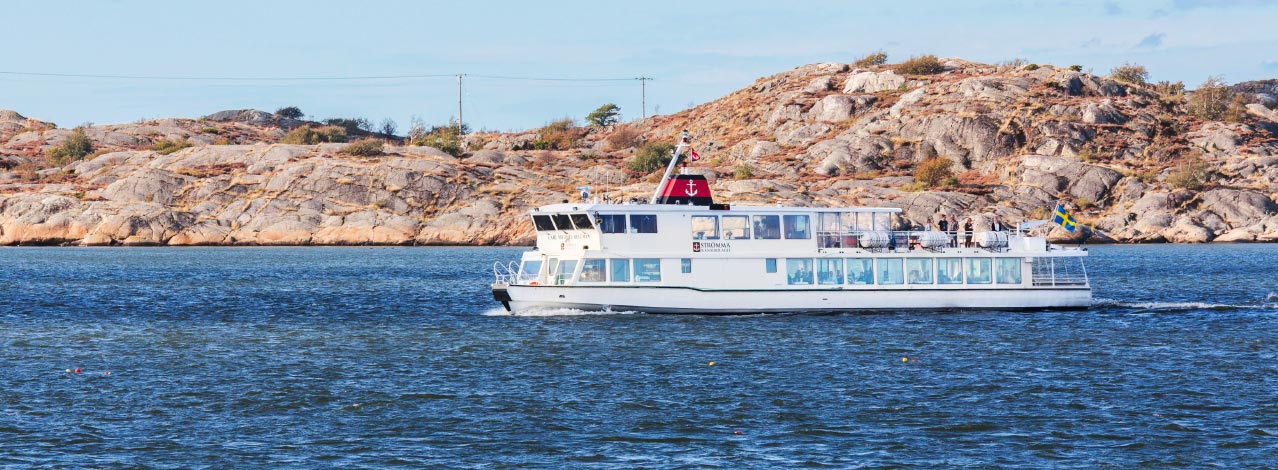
[{"x1": 496, "y1": 284, "x2": 1091, "y2": 314}]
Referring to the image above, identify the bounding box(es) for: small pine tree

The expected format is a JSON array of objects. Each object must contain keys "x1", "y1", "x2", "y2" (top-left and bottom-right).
[
  {"x1": 46, "y1": 127, "x2": 93, "y2": 164},
  {"x1": 274, "y1": 106, "x2": 304, "y2": 120},
  {"x1": 586, "y1": 103, "x2": 621, "y2": 127}
]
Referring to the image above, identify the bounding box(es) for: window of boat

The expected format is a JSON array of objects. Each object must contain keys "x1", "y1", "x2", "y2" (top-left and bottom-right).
[
  {"x1": 753, "y1": 215, "x2": 781, "y2": 239},
  {"x1": 580, "y1": 259, "x2": 606, "y2": 282},
  {"x1": 691, "y1": 215, "x2": 719, "y2": 240},
  {"x1": 519, "y1": 260, "x2": 542, "y2": 282},
  {"x1": 966, "y1": 258, "x2": 992, "y2": 284},
  {"x1": 547, "y1": 258, "x2": 560, "y2": 281},
  {"x1": 783, "y1": 215, "x2": 811, "y2": 239},
  {"x1": 906, "y1": 258, "x2": 933, "y2": 285},
  {"x1": 571, "y1": 213, "x2": 594, "y2": 230},
  {"x1": 786, "y1": 259, "x2": 814, "y2": 285},
  {"x1": 846, "y1": 258, "x2": 874, "y2": 285},
  {"x1": 937, "y1": 258, "x2": 963, "y2": 284},
  {"x1": 818, "y1": 212, "x2": 847, "y2": 234},
  {"x1": 877, "y1": 258, "x2": 904, "y2": 285},
  {"x1": 765, "y1": 258, "x2": 777, "y2": 273},
  {"x1": 872, "y1": 212, "x2": 892, "y2": 231},
  {"x1": 533, "y1": 215, "x2": 556, "y2": 231},
  {"x1": 597, "y1": 214, "x2": 627, "y2": 234},
  {"x1": 995, "y1": 258, "x2": 1022, "y2": 284},
  {"x1": 609, "y1": 258, "x2": 630, "y2": 282},
  {"x1": 630, "y1": 214, "x2": 658, "y2": 233},
  {"x1": 634, "y1": 259, "x2": 661, "y2": 281},
  {"x1": 851, "y1": 213, "x2": 871, "y2": 231},
  {"x1": 681, "y1": 258, "x2": 692, "y2": 274},
  {"x1": 721, "y1": 215, "x2": 750, "y2": 240},
  {"x1": 557, "y1": 260, "x2": 577, "y2": 285},
  {"x1": 817, "y1": 258, "x2": 844, "y2": 285},
  {"x1": 551, "y1": 214, "x2": 572, "y2": 231}
]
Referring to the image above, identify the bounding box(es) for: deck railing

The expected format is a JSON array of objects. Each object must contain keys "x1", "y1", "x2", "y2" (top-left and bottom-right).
[
  {"x1": 1031, "y1": 257, "x2": 1089, "y2": 286},
  {"x1": 815, "y1": 230, "x2": 1010, "y2": 252}
]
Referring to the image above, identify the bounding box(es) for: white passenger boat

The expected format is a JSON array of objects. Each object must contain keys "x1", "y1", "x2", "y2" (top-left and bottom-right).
[{"x1": 492, "y1": 133, "x2": 1090, "y2": 314}]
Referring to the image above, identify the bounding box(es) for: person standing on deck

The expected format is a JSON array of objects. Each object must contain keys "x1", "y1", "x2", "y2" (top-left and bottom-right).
[{"x1": 963, "y1": 218, "x2": 975, "y2": 248}]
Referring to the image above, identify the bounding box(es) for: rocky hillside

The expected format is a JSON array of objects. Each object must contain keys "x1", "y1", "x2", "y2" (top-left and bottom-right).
[{"x1": 2, "y1": 58, "x2": 1278, "y2": 245}]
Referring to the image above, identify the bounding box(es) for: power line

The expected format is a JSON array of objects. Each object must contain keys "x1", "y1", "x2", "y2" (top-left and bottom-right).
[
  {"x1": 0, "y1": 71, "x2": 459, "y2": 81},
  {"x1": 468, "y1": 74, "x2": 637, "y2": 82}
]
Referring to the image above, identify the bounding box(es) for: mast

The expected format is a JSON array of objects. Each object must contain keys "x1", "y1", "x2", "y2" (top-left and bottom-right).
[{"x1": 649, "y1": 130, "x2": 690, "y2": 204}]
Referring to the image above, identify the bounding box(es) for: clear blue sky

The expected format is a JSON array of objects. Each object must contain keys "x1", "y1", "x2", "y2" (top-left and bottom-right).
[{"x1": 3, "y1": 0, "x2": 1276, "y2": 132}]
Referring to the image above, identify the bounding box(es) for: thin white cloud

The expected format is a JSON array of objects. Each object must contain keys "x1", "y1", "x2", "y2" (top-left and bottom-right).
[{"x1": 1137, "y1": 32, "x2": 1167, "y2": 48}]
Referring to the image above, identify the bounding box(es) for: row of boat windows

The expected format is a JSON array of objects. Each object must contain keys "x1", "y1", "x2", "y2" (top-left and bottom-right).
[
  {"x1": 533, "y1": 214, "x2": 659, "y2": 233},
  {"x1": 521, "y1": 257, "x2": 1023, "y2": 285},
  {"x1": 777, "y1": 257, "x2": 1023, "y2": 286},
  {"x1": 691, "y1": 215, "x2": 811, "y2": 240}
]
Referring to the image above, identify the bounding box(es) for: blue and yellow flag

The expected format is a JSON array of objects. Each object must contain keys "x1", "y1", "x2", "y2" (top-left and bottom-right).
[{"x1": 1052, "y1": 204, "x2": 1077, "y2": 233}]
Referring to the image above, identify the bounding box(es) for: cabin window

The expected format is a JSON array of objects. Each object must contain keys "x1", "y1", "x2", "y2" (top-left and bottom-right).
[
  {"x1": 681, "y1": 258, "x2": 692, "y2": 273},
  {"x1": 877, "y1": 258, "x2": 904, "y2": 285},
  {"x1": 557, "y1": 260, "x2": 577, "y2": 285},
  {"x1": 996, "y1": 258, "x2": 1022, "y2": 284},
  {"x1": 786, "y1": 259, "x2": 814, "y2": 285},
  {"x1": 551, "y1": 214, "x2": 572, "y2": 231},
  {"x1": 571, "y1": 213, "x2": 594, "y2": 230},
  {"x1": 765, "y1": 258, "x2": 777, "y2": 273},
  {"x1": 721, "y1": 215, "x2": 750, "y2": 240},
  {"x1": 580, "y1": 259, "x2": 606, "y2": 282},
  {"x1": 609, "y1": 258, "x2": 630, "y2": 282},
  {"x1": 634, "y1": 259, "x2": 661, "y2": 282},
  {"x1": 691, "y1": 215, "x2": 719, "y2": 240},
  {"x1": 873, "y1": 212, "x2": 892, "y2": 231},
  {"x1": 937, "y1": 258, "x2": 964, "y2": 284},
  {"x1": 630, "y1": 214, "x2": 658, "y2": 233},
  {"x1": 966, "y1": 258, "x2": 992, "y2": 284},
  {"x1": 753, "y1": 215, "x2": 781, "y2": 239},
  {"x1": 597, "y1": 214, "x2": 627, "y2": 234},
  {"x1": 846, "y1": 258, "x2": 874, "y2": 285},
  {"x1": 906, "y1": 258, "x2": 933, "y2": 284},
  {"x1": 817, "y1": 258, "x2": 844, "y2": 285},
  {"x1": 518, "y1": 260, "x2": 542, "y2": 282},
  {"x1": 547, "y1": 258, "x2": 560, "y2": 283},
  {"x1": 783, "y1": 215, "x2": 810, "y2": 239},
  {"x1": 533, "y1": 215, "x2": 556, "y2": 231}
]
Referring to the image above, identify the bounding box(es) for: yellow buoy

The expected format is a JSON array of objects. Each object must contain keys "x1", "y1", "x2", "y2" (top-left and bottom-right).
[
  {"x1": 708, "y1": 361, "x2": 716, "y2": 366},
  {"x1": 902, "y1": 357, "x2": 909, "y2": 363}
]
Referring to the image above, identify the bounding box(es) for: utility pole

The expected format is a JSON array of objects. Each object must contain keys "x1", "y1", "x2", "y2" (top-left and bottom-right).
[
  {"x1": 636, "y1": 77, "x2": 652, "y2": 119},
  {"x1": 457, "y1": 74, "x2": 464, "y2": 134}
]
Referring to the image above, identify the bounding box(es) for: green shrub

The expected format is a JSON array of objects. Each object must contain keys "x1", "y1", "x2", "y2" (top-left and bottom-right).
[
  {"x1": 1068, "y1": 64, "x2": 1084, "y2": 72},
  {"x1": 1187, "y1": 76, "x2": 1235, "y2": 121},
  {"x1": 411, "y1": 120, "x2": 466, "y2": 156},
  {"x1": 323, "y1": 117, "x2": 372, "y2": 134},
  {"x1": 341, "y1": 138, "x2": 384, "y2": 156},
  {"x1": 626, "y1": 141, "x2": 676, "y2": 173},
  {"x1": 274, "y1": 106, "x2": 304, "y2": 120},
  {"x1": 853, "y1": 51, "x2": 888, "y2": 67},
  {"x1": 913, "y1": 157, "x2": 954, "y2": 188},
  {"x1": 152, "y1": 138, "x2": 193, "y2": 155},
  {"x1": 734, "y1": 163, "x2": 754, "y2": 179},
  {"x1": 1022, "y1": 63, "x2": 1040, "y2": 71},
  {"x1": 46, "y1": 127, "x2": 93, "y2": 164},
  {"x1": 537, "y1": 118, "x2": 580, "y2": 150},
  {"x1": 1167, "y1": 160, "x2": 1209, "y2": 190},
  {"x1": 897, "y1": 55, "x2": 945, "y2": 75},
  {"x1": 281, "y1": 125, "x2": 347, "y2": 144},
  {"x1": 586, "y1": 103, "x2": 621, "y2": 127},
  {"x1": 200, "y1": 127, "x2": 220, "y2": 134},
  {"x1": 1109, "y1": 63, "x2": 1148, "y2": 85}
]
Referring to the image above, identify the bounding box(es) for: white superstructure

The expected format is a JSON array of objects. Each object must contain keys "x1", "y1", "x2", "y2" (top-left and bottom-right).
[{"x1": 491, "y1": 134, "x2": 1090, "y2": 314}]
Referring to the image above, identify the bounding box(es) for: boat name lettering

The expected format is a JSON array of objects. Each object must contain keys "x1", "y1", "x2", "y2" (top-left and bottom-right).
[
  {"x1": 546, "y1": 233, "x2": 590, "y2": 241},
  {"x1": 692, "y1": 241, "x2": 731, "y2": 253}
]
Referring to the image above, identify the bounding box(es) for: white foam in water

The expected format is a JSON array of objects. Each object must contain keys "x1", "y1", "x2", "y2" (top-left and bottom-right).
[
  {"x1": 481, "y1": 307, "x2": 636, "y2": 317},
  {"x1": 1094, "y1": 296, "x2": 1278, "y2": 311}
]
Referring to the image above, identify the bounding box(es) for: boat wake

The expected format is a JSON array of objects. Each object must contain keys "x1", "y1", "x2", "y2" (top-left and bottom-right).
[
  {"x1": 1092, "y1": 293, "x2": 1278, "y2": 312},
  {"x1": 481, "y1": 307, "x2": 638, "y2": 317}
]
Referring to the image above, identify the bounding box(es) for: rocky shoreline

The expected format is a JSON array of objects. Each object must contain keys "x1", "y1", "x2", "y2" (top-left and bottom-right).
[{"x1": 3, "y1": 58, "x2": 1278, "y2": 246}]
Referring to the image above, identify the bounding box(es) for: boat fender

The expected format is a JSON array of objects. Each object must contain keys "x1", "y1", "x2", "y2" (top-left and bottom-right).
[{"x1": 529, "y1": 281, "x2": 538, "y2": 285}]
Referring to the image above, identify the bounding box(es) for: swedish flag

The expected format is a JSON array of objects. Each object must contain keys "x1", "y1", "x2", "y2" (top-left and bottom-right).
[{"x1": 1052, "y1": 204, "x2": 1077, "y2": 233}]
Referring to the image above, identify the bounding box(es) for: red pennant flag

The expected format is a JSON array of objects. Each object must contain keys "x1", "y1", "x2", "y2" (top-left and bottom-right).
[{"x1": 689, "y1": 149, "x2": 700, "y2": 161}]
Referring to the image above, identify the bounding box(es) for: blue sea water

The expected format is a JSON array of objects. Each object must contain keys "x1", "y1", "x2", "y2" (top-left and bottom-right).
[{"x1": 1, "y1": 245, "x2": 1276, "y2": 468}]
